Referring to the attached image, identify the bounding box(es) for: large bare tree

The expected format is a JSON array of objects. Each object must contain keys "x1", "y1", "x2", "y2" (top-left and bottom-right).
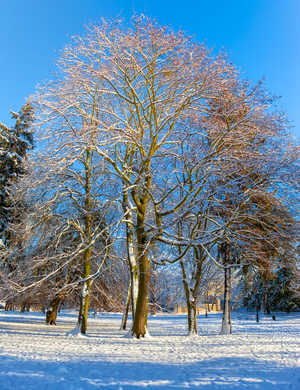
[{"x1": 45, "y1": 16, "x2": 235, "y2": 337}]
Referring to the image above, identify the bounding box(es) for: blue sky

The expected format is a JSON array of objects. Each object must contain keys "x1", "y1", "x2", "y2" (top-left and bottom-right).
[{"x1": 1, "y1": 0, "x2": 299, "y2": 137}]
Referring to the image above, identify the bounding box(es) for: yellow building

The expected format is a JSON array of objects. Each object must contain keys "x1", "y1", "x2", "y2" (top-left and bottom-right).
[{"x1": 175, "y1": 300, "x2": 221, "y2": 314}]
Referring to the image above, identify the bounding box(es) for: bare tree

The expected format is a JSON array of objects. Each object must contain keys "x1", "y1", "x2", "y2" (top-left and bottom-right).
[
  {"x1": 3, "y1": 111, "x2": 116, "y2": 333},
  {"x1": 42, "y1": 15, "x2": 234, "y2": 338}
]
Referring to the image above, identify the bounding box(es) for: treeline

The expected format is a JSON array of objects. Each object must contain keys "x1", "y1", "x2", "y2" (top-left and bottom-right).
[{"x1": 0, "y1": 16, "x2": 300, "y2": 337}]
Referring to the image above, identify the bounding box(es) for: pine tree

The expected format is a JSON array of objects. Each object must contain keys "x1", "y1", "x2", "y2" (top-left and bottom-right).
[
  {"x1": 243, "y1": 264, "x2": 300, "y2": 313},
  {"x1": 0, "y1": 103, "x2": 34, "y2": 244},
  {"x1": 268, "y1": 266, "x2": 300, "y2": 312}
]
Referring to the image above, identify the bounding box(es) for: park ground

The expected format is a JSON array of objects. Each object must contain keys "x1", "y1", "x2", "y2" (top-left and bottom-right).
[{"x1": 0, "y1": 310, "x2": 299, "y2": 389}]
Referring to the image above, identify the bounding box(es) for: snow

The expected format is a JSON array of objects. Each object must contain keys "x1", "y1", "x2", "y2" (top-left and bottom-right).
[{"x1": 0, "y1": 310, "x2": 299, "y2": 389}]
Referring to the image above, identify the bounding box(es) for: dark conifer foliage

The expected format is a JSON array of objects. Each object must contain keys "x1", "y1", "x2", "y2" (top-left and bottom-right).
[
  {"x1": 243, "y1": 264, "x2": 300, "y2": 313},
  {"x1": 0, "y1": 103, "x2": 34, "y2": 244}
]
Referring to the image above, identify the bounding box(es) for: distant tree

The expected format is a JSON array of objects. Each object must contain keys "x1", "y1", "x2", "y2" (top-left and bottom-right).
[
  {"x1": 148, "y1": 264, "x2": 183, "y2": 314},
  {"x1": 268, "y1": 266, "x2": 299, "y2": 312},
  {"x1": 243, "y1": 248, "x2": 300, "y2": 314}
]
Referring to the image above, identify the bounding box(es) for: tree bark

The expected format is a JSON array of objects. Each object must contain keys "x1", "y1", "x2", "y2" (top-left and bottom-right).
[
  {"x1": 180, "y1": 259, "x2": 197, "y2": 335},
  {"x1": 131, "y1": 214, "x2": 150, "y2": 338},
  {"x1": 126, "y1": 209, "x2": 139, "y2": 321},
  {"x1": 263, "y1": 278, "x2": 268, "y2": 315},
  {"x1": 5, "y1": 301, "x2": 13, "y2": 311},
  {"x1": 46, "y1": 296, "x2": 61, "y2": 325},
  {"x1": 131, "y1": 252, "x2": 150, "y2": 337},
  {"x1": 121, "y1": 200, "x2": 139, "y2": 331},
  {"x1": 120, "y1": 281, "x2": 132, "y2": 330},
  {"x1": 179, "y1": 246, "x2": 205, "y2": 335},
  {"x1": 20, "y1": 301, "x2": 27, "y2": 313},
  {"x1": 77, "y1": 258, "x2": 91, "y2": 334},
  {"x1": 122, "y1": 193, "x2": 139, "y2": 325},
  {"x1": 256, "y1": 296, "x2": 260, "y2": 322},
  {"x1": 220, "y1": 265, "x2": 232, "y2": 334},
  {"x1": 220, "y1": 243, "x2": 232, "y2": 335},
  {"x1": 76, "y1": 148, "x2": 92, "y2": 334}
]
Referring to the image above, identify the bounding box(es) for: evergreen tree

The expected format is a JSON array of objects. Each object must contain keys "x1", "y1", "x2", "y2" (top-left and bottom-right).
[
  {"x1": 243, "y1": 269, "x2": 264, "y2": 312},
  {"x1": 0, "y1": 103, "x2": 34, "y2": 244},
  {"x1": 268, "y1": 266, "x2": 300, "y2": 312},
  {"x1": 243, "y1": 264, "x2": 300, "y2": 313}
]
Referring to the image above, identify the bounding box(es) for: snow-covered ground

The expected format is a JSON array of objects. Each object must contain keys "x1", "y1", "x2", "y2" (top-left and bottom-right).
[{"x1": 0, "y1": 310, "x2": 299, "y2": 389}]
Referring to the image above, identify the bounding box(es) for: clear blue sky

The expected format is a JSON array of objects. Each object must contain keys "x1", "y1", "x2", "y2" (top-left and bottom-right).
[{"x1": 1, "y1": 0, "x2": 299, "y2": 137}]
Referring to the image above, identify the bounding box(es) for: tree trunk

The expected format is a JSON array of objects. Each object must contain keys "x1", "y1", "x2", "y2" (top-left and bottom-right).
[
  {"x1": 77, "y1": 259, "x2": 91, "y2": 334},
  {"x1": 120, "y1": 281, "x2": 132, "y2": 330},
  {"x1": 129, "y1": 157, "x2": 152, "y2": 339},
  {"x1": 263, "y1": 279, "x2": 268, "y2": 315},
  {"x1": 122, "y1": 196, "x2": 139, "y2": 325},
  {"x1": 191, "y1": 300, "x2": 197, "y2": 335},
  {"x1": 5, "y1": 301, "x2": 13, "y2": 311},
  {"x1": 127, "y1": 213, "x2": 139, "y2": 321},
  {"x1": 76, "y1": 148, "x2": 92, "y2": 334},
  {"x1": 211, "y1": 296, "x2": 216, "y2": 311},
  {"x1": 179, "y1": 245, "x2": 205, "y2": 335},
  {"x1": 256, "y1": 297, "x2": 260, "y2": 322},
  {"x1": 131, "y1": 215, "x2": 150, "y2": 338},
  {"x1": 120, "y1": 206, "x2": 139, "y2": 332},
  {"x1": 180, "y1": 259, "x2": 197, "y2": 335},
  {"x1": 21, "y1": 301, "x2": 27, "y2": 313},
  {"x1": 131, "y1": 252, "x2": 150, "y2": 338},
  {"x1": 220, "y1": 265, "x2": 232, "y2": 335},
  {"x1": 46, "y1": 296, "x2": 61, "y2": 325}
]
